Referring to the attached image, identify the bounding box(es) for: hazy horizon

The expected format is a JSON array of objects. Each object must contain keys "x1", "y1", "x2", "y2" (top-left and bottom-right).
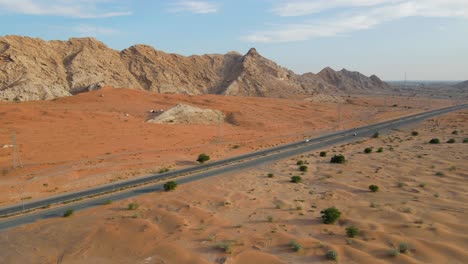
[{"x1": 1, "y1": 0, "x2": 467, "y2": 81}]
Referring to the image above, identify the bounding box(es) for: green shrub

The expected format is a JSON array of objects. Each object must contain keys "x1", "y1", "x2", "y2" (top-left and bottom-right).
[
  {"x1": 326, "y1": 250, "x2": 338, "y2": 260},
  {"x1": 267, "y1": 173, "x2": 274, "y2": 178},
  {"x1": 346, "y1": 226, "x2": 360, "y2": 238},
  {"x1": 197, "y1": 153, "x2": 210, "y2": 163},
  {"x1": 319, "y1": 151, "x2": 327, "y2": 157},
  {"x1": 320, "y1": 207, "x2": 341, "y2": 224},
  {"x1": 291, "y1": 175, "x2": 302, "y2": 183},
  {"x1": 291, "y1": 241, "x2": 302, "y2": 252},
  {"x1": 411, "y1": 131, "x2": 419, "y2": 136},
  {"x1": 390, "y1": 248, "x2": 400, "y2": 257},
  {"x1": 372, "y1": 132, "x2": 379, "y2": 138},
  {"x1": 377, "y1": 147, "x2": 384, "y2": 153},
  {"x1": 463, "y1": 138, "x2": 468, "y2": 143},
  {"x1": 364, "y1": 147, "x2": 373, "y2": 154},
  {"x1": 452, "y1": 130, "x2": 458, "y2": 135},
  {"x1": 63, "y1": 209, "x2": 74, "y2": 217},
  {"x1": 446, "y1": 138, "x2": 455, "y2": 143},
  {"x1": 163, "y1": 181, "x2": 177, "y2": 191},
  {"x1": 159, "y1": 168, "x2": 170, "y2": 173},
  {"x1": 399, "y1": 242, "x2": 409, "y2": 253},
  {"x1": 330, "y1": 154, "x2": 346, "y2": 164},
  {"x1": 128, "y1": 203, "x2": 139, "y2": 210},
  {"x1": 429, "y1": 138, "x2": 440, "y2": 144},
  {"x1": 299, "y1": 165, "x2": 308, "y2": 172},
  {"x1": 369, "y1": 185, "x2": 379, "y2": 192},
  {"x1": 216, "y1": 241, "x2": 234, "y2": 254},
  {"x1": 296, "y1": 160, "x2": 304, "y2": 165}
]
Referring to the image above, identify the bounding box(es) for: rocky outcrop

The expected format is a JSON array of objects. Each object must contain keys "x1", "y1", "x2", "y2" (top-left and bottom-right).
[
  {"x1": 146, "y1": 104, "x2": 223, "y2": 125},
  {"x1": 0, "y1": 35, "x2": 391, "y2": 101}
]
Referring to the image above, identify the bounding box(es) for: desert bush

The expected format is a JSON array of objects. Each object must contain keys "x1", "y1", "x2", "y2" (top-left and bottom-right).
[
  {"x1": 429, "y1": 138, "x2": 440, "y2": 144},
  {"x1": 452, "y1": 130, "x2": 458, "y2": 135},
  {"x1": 291, "y1": 175, "x2": 302, "y2": 183},
  {"x1": 197, "y1": 153, "x2": 210, "y2": 163},
  {"x1": 446, "y1": 138, "x2": 455, "y2": 143},
  {"x1": 399, "y1": 242, "x2": 409, "y2": 253},
  {"x1": 346, "y1": 226, "x2": 360, "y2": 238},
  {"x1": 320, "y1": 207, "x2": 341, "y2": 224},
  {"x1": 326, "y1": 250, "x2": 338, "y2": 260},
  {"x1": 232, "y1": 145, "x2": 240, "y2": 149},
  {"x1": 330, "y1": 154, "x2": 346, "y2": 164},
  {"x1": 296, "y1": 160, "x2": 304, "y2": 165},
  {"x1": 267, "y1": 173, "x2": 274, "y2": 178},
  {"x1": 267, "y1": 216, "x2": 274, "y2": 222},
  {"x1": 411, "y1": 131, "x2": 419, "y2": 136},
  {"x1": 320, "y1": 151, "x2": 327, "y2": 157},
  {"x1": 364, "y1": 147, "x2": 373, "y2": 154},
  {"x1": 390, "y1": 248, "x2": 400, "y2": 257},
  {"x1": 372, "y1": 132, "x2": 380, "y2": 138},
  {"x1": 377, "y1": 147, "x2": 384, "y2": 153},
  {"x1": 216, "y1": 241, "x2": 234, "y2": 254},
  {"x1": 369, "y1": 185, "x2": 379, "y2": 192},
  {"x1": 463, "y1": 138, "x2": 468, "y2": 143},
  {"x1": 290, "y1": 241, "x2": 302, "y2": 252},
  {"x1": 128, "y1": 203, "x2": 139, "y2": 210},
  {"x1": 163, "y1": 181, "x2": 177, "y2": 191},
  {"x1": 299, "y1": 165, "x2": 308, "y2": 172},
  {"x1": 63, "y1": 209, "x2": 74, "y2": 217},
  {"x1": 159, "y1": 168, "x2": 170, "y2": 173}
]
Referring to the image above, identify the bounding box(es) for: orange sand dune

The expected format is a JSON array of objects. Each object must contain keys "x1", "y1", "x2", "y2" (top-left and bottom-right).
[{"x1": 0, "y1": 103, "x2": 465, "y2": 263}]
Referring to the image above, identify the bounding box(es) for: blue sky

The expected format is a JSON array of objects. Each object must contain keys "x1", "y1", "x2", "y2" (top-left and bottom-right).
[{"x1": 0, "y1": 0, "x2": 467, "y2": 81}]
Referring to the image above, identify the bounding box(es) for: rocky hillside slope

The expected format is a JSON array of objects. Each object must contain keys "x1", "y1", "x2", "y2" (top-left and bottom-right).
[
  {"x1": 453, "y1": 80, "x2": 468, "y2": 90},
  {"x1": 0, "y1": 35, "x2": 390, "y2": 101}
]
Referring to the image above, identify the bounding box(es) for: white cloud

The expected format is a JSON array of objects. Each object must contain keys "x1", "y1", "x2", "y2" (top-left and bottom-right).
[
  {"x1": 168, "y1": 1, "x2": 218, "y2": 14},
  {"x1": 272, "y1": 0, "x2": 398, "y2": 17},
  {"x1": 73, "y1": 24, "x2": 119, "y2": 36},
  {"x1": 0, "y1": 0, "x2": 132, "y2": 18},
  {"x1": 245, "y1": 0, "x2": 468, "y2": 43}
]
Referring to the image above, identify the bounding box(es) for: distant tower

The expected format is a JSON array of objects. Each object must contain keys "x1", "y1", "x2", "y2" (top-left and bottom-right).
[{"x1": 12, "y1": 131, "x2": 23, "y2": 169}]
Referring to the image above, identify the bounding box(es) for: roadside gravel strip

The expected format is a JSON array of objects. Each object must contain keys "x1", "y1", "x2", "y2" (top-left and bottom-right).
[{"x1": 0, "y1": 104, "x2": 466, "y2": 230}]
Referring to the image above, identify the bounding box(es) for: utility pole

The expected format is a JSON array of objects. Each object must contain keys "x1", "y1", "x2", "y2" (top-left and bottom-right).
[
  {"x1": 217, "y1": 112, "x2": 223, "y2": 144},
  {"x1": 12, "y1": 131, "x2": 23, "y2": 169}
]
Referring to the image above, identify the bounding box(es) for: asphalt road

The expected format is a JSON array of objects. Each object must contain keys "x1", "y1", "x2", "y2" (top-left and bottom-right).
[{"x1": 0, "y1": 104, "x2": 466, "y2": 230}]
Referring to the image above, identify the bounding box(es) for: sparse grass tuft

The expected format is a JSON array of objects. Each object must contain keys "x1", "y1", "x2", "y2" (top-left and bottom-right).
[
  {"x1": 377, "y1": 147, "x2": 384, "y2": 153},
  {"x1": 216, "y1": 241, "x2": 234, "y2": 254},
  {"x1": 446, "y1": 138, "x2": 455, "y2": 144},
  {"x1": 299, "y1": 165, "x2": 308, "y2": 172},
  {"x1": 267, "y1": 215, "x2": 274, "y2": 222},
  {"x1": 389, "y1": 248, "x2": 400, "y2": 257},
  {"x1": 320, "y1": 151, "x2": 327, "y2": 157},
  {"x1": 364, "y1": 147, "x2": 373, "y2": 154},
  {"x1": 296, "y1": 160, "x2": 304, "y2": 165},
  {"x1": 369, "y1": 185, "x2": 379, "y2": 192},
  {"x1": 128, "y1": 203, "x2": 139, "y2": 210}
]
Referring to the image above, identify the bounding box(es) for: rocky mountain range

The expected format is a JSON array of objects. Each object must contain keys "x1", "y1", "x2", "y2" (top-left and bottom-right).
[{"x1": 0, "y1": 35, "x2": 391, "y2": 101}]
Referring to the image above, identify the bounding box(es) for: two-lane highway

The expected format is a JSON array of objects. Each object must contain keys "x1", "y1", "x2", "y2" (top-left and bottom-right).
[{"x1": 0, "y1": 103, "x2": 466, "y2": 230}]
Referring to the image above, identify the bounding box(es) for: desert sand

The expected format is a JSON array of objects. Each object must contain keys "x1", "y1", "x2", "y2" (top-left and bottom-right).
[
  {"x1": 0, "y1": 88, "x2": 451, "y2": 206},
  {"x1": 0, "y1": 90, "x2": 466, "y2": 263}
]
